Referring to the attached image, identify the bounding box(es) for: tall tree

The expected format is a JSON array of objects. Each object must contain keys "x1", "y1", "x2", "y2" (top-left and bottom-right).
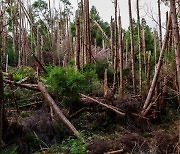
[
  {"x1": 75, "y1": 15, "x2": 80, "y2": 70},
  {"x1": 128, "y1": 0, "x2": 136, "y2": 94},
  {"x1": 112, "y1": 0, "x2": 118, "y2": 94},
  {"x1": 142, "y1": 12, "x2": 171, "y2": 115},
  {"x1": 170, "y1": 0, "x2": 180, "y2": 93},
  {"x1": 136, "y1": 0, "x2": 142, "y2": 94},
  {"x1": 84, "y1": 0, "x2": 91, "y2": 64},
  {"x1": 118, "y1": 15, "x2": 123, "y2": 97},
  {"x1": 158, "y1": 0, "x2": 162, "y2": 49}
]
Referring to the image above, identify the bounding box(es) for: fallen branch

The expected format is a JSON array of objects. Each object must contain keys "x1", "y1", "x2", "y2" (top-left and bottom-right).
[
  {"x1": 94, "y1": 20, "x2": 111, "y2": 46},
  {"x1": 80, "y1": 94, "x2": 125, "y2": 116},
  {"x1": 104, "y1": 149, "x2": 124, "y2": 154},
  {"x1": 70, "y1": 107, "x2": 87, "y2": 119},
  {"x1": 4, "y1": 79, "x2": 39, "y2": 91},
  {"x1": 17, "y1": 77, "x2": 29, "y2": 84},
  {"x1": 38, "y1": 82, "x2": 79, "y2": 137},
  {"x1": 19, "y1": 101, "x2": 43, "y2": 109},
  {"x1": 142, "y1": 93, "x2": 161, "y2": 116}
]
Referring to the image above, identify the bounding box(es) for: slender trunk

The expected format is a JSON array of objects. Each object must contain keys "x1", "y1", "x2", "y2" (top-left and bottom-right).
[
  {"x1": 158, "y1": 0, "x2": 162, "y2": 49},
  {"x1": 112, "y1": 0, "x2": 118, "y2": 94},
  {"x1": 75, "y1": 16, "x2": 80, "y2": 70},
  {"x1": 171, "y1": 0, "x2": 180, "y2": 93},
  {"x1": 142, "y1": 28, "x2": 147, "y2": 79},
  {"x1": 118, "y1": 15, "x2": 123, "y2": 97},
  {"x1": 110, "y1": 17, "x2": 115, "y2": 68},
  {"x1": 84, "y1": 0, "x2": 91, "y2": 64},
  {"x1": 137, "y1": 0, "x2": 142, "y2": 94},
  {"x1": 146, "y1": 51, "x2": 151, "y2": 91},
  {"x1": 128, "y1": 0, "x2": 136, "y2": 94},
  {"x1": 142, "y1": 12, "x2": 171, "y2": 113},
  {"x1": 125, "y1": 39, "x2": 128, "y2": 68}
]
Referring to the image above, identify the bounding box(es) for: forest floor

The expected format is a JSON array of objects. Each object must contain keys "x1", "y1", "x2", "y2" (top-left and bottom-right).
[{"x1": 1, "y1": 93, "x2": 179, "y2": 154}]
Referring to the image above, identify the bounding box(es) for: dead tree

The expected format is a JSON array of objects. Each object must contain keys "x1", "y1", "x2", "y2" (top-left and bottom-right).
[
  {"x1": 110, "y1": 17, "x2": 115, "y2": 68},
  {"x1": 0, "y1": 7, "x2": 8, "y2": 144},
  {"x1": 125, "y1": 39, "x2": 129, "y2": 68},
  {"x1": 142, "y1": 12, "x2": 171, "y2": 114},
  {"x1": 84, "y1": 0, "x2": 91, "y2": 64},
  {"x1": 118, "y1": 15, "x2": 123, "y2": 97},
  {"x1": 137, "y1": 0, "x2": 142, "y2": 94},
  {"x1": 128, "y1": 0, "x2": 136, "y2": 94},
  {"x1": 146, "y1": 51, "x2": 151, "y2": 91},
  {"x1": 75, "y1": 16, "x2": 80, "y2": 70},
  {"x1": 158, "y1": 0, "x2": 162, "y2": 49},
  {"x1": 142, "y1": 28, "x2": 147, "y2": 78},
  {"x1": 170, "y1": 0, "x2": 180, "y2": 93},
  {"x1": 38, "y1": 82, "x2": 79, "y2": 137},
  {"x1": 112, "y1": 0, "x2": 118, "y2": 95}
]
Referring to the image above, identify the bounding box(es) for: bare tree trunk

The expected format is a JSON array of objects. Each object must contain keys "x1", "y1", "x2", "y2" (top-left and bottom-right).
[
  {"x1": 171, "y1": 0, "x2": 180, "y2": 93},
  {"x1": 146, "y1": 51, "x2": 151, "y2": 91},
  {"x1": 137, "y1": 0, "x2": 142, "y2": 94},
  {"x1": 110, "y1": 17, "x2": 115, "y2": 68},
  {"x1": 0, "y1": 70, "x2": 4, "y2": 145},
  {"x1": 112, "y1": 0, "x2": 118, "y2": 94},
  {"x1": 84, "y1": 0, "x2": 91, "y2": 64},
  {"x1": 142, "y1": 28, "x2": 147, "y2": 78},
  {"x1": 128, "y1": 0, "x2": 136, "y2": 94},
  {"x1": 158, "y1": 0, "x2": 162, "y2": 49},
  {"x1": 125, "y1": 39, "x2": 129, "y2": 68},
  {"x1": 38, "y1": 82, "x2": 79, "y2": 137},
  {"x1": 142, "y1": 12, "x2": 171, "y2": 114},
  {"x1": 118, "y1": 15, "x2": 123, "y2": 97},
  {"x1": 75, "y1": 16, "x2": 80, "y2": 70},
  {"x1": 40, "y1": 36, "x2": 44, "y2": 64}
]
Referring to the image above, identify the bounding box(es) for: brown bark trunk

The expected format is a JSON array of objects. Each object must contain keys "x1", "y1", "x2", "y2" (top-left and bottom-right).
[
  {"x1": 171, "y1": 0, "x2": 180, "y2": 93},
  {"x1": 137, "y1": 0, "x2": 142, "y2": 94},
  {"x1": 125, "y1": 39, "x2": 129, "y2": 68},
  {"x1": 128, "y1": 0, "x2": 136, "y2": 94},
  {"x1": 112, "y1": 0, "x2": 118, "y2": 94},
  {"x1": 118, "y1": 15, "x2": 123, "y2": 97},
  {"x1": 84, "y1": 0, "x2": 91, "y2": 64},
  {"x1": 142, "y1": 12, "x2": 171, "y2": 113},
  {"x1": 158, "y1": 0, "x2": 162, "y2": 49},
  {"x1": 142, "y1": 28, "x2": 147, "y2": 78},
  {"x1": 146, "y1": 51, "x2": 151, "y2": 91},
  {"x1": 38, "y1": 82, "x2": 79, "y2": 137},
  {"x1": 75, "y1": 16, "x2": 80, "y2": 70}
]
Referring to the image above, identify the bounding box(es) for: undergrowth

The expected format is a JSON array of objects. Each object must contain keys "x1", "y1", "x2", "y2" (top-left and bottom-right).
[{"x1": 43, "y1": 66, "x2": 98, "y2": 106}]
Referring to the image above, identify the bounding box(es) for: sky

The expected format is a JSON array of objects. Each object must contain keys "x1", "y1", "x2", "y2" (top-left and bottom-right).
[
  {"x1": 69, "y1": 0, "x2": 169, "y2": 31},
  {"x1": 31, "y1": 0, "x2": 169, "y2": 33}
]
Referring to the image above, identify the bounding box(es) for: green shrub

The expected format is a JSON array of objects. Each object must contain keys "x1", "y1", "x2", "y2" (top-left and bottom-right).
[
  {"x1": 61, "y1": 133, "x2": 87, "y2": 154},
  {"x1": 8, "y1": 66, "x2": 35, "y2": 82},
  {"x1": 0, "y1": 145, "x2": 18, "y2": 154},
  {"x1": 45, "y1": 66, "x2": 98, "y2": 106},
  {"x1": 83, "y1": 60, "x2": 114, "y2": 84}
]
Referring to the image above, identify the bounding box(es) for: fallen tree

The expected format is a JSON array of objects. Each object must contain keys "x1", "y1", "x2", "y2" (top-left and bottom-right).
[{"x1": 38, "y1": 82, "x2": 79, "y2": 137}]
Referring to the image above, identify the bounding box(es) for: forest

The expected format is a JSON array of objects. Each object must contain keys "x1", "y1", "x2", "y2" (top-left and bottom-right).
[{"x1": 0, "y1": 0, "x2": 179, "y2": 153}]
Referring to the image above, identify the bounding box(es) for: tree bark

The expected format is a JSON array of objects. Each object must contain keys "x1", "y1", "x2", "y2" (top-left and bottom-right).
[
  {"x1": 158, "y1": 0, "x2": 162, "y2": 49},
  {"x1": 118, "y1": 15, "x2": 123, "y2": 97},
  {"x1": 142, "y1": 28, "x2": 147, "y2": 78},
  {"x1": 112, "y1": 0, "x2": 118, "y2": 94},
  {"x1": 137, "y1": 0, "x2": 142, "y2": 94},
  {"x1": 128, "y1": 0, "x2": 136, "y2": 94},
  {"x1": 142, "y1": 12, "x2": 171, "y2": 113},
  {"x1": 75, "y1": 16, "x2": 80, "y2": 70},
  {"x1": 38, "y1": 82, "x2": 79, "y2": 137},
  {"x1": 170, "y1": 0, "x2": 180, "y2": 93}
]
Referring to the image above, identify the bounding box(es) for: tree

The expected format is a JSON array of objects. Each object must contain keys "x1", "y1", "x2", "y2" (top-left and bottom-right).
[
  {"x1": 128, "y1": 0, "x2": 136, "y2": 94},
  {"x1": 136, "y1": 0, "x2": 142, "y2": 94},
  {"x1": 170, "y1": 0, "x2": 180, "y2": 93},
  {"x1": 75, "y1": 16, "x2": 80, "y2": 70}
]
